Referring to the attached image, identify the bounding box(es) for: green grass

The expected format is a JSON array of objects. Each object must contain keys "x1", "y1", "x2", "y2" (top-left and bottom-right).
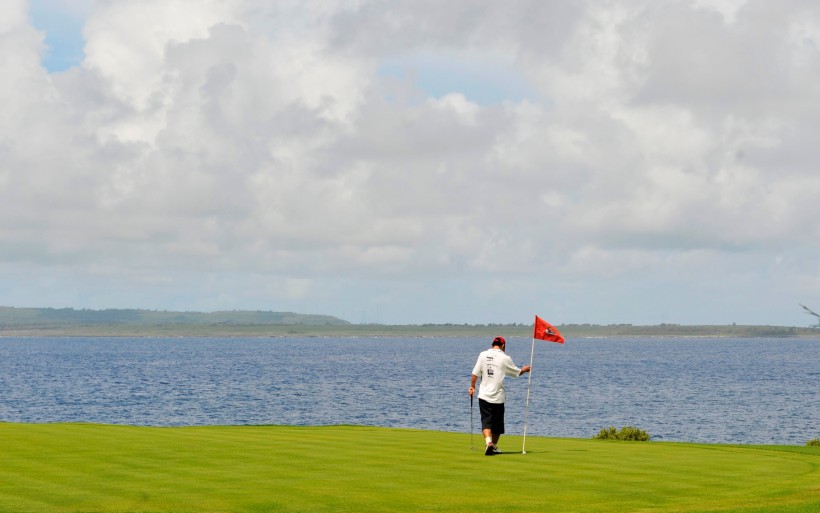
[{"x1": 1, "y1": 423, "x2": 818, "y2": 512}]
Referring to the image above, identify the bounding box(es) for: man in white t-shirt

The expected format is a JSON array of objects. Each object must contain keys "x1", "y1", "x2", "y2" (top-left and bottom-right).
[{"x1": 469, "y1": 336, "x2": 530, "y2": 455}]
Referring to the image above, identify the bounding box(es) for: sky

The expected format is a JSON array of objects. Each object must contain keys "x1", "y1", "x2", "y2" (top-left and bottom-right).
[{"x1": 2, "y1": 0, "x2": 820, "y2": 326}]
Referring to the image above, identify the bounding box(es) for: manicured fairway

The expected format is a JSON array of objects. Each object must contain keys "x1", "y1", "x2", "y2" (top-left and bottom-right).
[{"x1": 0, "y1": 423, "x2": 818, "y2": 512}]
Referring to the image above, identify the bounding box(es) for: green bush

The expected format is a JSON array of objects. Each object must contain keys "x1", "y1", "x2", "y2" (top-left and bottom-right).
[
  {"x1": 594, "y1": 427, "x2": 619, "y2": 440},
  {"x1": 807, "y1": 438, "x2": 820, "y2": 447},
  {"x1": 594, "y1": 426, "x2": 650, "y2": 441}
]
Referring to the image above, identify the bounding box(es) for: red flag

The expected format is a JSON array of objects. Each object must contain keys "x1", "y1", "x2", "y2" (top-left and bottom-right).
[{"x1": 533, "y1": 315, "x2": 565, "y2": 344}]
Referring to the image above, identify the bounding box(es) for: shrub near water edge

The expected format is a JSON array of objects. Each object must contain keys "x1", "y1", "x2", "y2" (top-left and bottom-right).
[
  {"x1": 594, "y1": 426, "x2": 651, "y2": 441},
  {"x1": 808, "y1": 438, "x2": 820, "y2": 446}
]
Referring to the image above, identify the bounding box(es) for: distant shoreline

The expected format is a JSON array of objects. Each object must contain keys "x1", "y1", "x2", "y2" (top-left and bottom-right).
[
  {"x1": 1, "y1": 323, "x2": 819, "y2": 338},
  {"x1": 2, "y1": 306, "x2": 818, "y2": 338}
]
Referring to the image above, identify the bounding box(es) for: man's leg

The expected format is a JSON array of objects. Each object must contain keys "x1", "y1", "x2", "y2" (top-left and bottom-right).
[
  {"x1": 483, "y1": 428, "x2": 494, "y2": 447},
  {"x1": 483, "y1": 429, "x2": 496, "y2": 455},
  {"x1": 491, "y1": 403, "x2": 504, "y2": 452},
  {"x1": 479, "y1": 400, "x2": 498, "y2": 455}
]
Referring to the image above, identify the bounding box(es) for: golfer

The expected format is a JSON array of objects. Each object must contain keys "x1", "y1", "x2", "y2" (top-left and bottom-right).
[{"x1": 469, "y1": 336, "x2": 530, "y2": 455}]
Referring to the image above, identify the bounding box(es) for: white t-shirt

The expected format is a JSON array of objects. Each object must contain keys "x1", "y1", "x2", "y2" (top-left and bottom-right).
[{"x1": 472, "y1": 348, "x2": 522, "y2": 404}]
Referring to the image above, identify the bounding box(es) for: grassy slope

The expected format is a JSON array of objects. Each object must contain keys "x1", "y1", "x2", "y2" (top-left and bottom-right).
[{"x1": 0, "y1": 424, "x2": 818, "y2": 513}]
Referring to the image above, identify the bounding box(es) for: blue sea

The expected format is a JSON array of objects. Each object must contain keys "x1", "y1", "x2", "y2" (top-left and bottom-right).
[{"x1": 0, "y1": 336, "x2": 817, "y2": 445}]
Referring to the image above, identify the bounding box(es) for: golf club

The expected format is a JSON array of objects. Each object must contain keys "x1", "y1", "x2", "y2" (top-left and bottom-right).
[{"x1": 470, "y1": 393, "x2": 475, "y2": 451}]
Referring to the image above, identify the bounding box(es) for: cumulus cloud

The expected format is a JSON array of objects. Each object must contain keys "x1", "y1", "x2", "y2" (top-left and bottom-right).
[{"x1": 1, "y1": 0, "x2": 819, "y2": 324}]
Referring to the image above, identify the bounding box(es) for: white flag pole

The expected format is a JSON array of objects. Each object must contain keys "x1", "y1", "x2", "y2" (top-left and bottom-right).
[{"x1": 522, "y1": 334, "x2": 536, "y2": 454}]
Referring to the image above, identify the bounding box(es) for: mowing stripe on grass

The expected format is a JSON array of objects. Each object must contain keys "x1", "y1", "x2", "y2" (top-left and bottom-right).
[{"x1": 1, "y1": 423, "x2": 818, "y2": 512}]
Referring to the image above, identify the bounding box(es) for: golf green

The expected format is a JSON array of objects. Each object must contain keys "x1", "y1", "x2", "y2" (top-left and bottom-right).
[{"x1": 1, "y1": 423, "x2": 818, "y2": 512}]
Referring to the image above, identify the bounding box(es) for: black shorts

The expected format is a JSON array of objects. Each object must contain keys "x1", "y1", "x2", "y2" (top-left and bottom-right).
[{"x1": 478, "y1": 399, "x2": 505, "y2": 435}]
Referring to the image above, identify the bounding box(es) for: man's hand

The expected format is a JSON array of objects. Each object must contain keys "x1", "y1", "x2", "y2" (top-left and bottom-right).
[
  {"x1": 469, "y1": 386, "x2": 475, "y2": 397},
  {"x1": 520, "y1": 365, "x2": 531, "y2": 375}
]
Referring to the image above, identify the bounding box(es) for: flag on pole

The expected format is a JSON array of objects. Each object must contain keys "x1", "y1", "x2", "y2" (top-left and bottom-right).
[
  {"x1": 522, "y1": 315, "x2": 565, "y2": 454},
  {"x1": 533, "y1": 315, "x2": 565, "y2": 344}
]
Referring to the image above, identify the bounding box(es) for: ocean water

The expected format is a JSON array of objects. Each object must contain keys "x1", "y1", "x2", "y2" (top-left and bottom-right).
[{"x1": 0, "y1": 336, "x2": 817, "y2": 445}]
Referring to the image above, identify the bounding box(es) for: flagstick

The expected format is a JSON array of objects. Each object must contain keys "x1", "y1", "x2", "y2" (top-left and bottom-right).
[{"x1": 522, "y1": 335, "x2": 536, "y2": 454}]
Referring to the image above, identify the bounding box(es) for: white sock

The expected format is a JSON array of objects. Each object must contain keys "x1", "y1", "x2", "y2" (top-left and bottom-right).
[{"x1": 485, "y1": 436, "x2": 492, "y2": 445}]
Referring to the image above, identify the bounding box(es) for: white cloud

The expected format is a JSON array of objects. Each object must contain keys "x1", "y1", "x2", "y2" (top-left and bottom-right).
[
  {"x1": 1, "y1": 0, "x2": 820, "y2": 324},
  {"x1": 1, "y1": 1, "x2": 28, "y2": 32},
  {"x1": 692, "y1": 0, "x2": 749, "y2": 24},
  {"x1": 82, "y1": 1, "x2": 239, "y2": 109}
]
